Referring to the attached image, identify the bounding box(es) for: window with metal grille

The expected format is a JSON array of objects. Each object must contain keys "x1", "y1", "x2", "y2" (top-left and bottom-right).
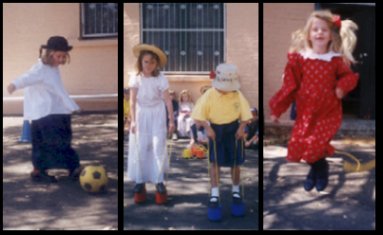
[
  {"x1": 81, "y1": 3, "x2": 118, "y2": 38},
  {"x1": 142, "y1": 3, "x2": 224, "y2": 73}
]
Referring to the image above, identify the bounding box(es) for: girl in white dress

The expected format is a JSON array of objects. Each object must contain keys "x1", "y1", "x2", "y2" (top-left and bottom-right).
[
  {"x1": 177, "y1": 89, "x2": 194, "y2": 137},
  {"x1": 127, "y1": 44, "x2": 175, "y2": 204}
]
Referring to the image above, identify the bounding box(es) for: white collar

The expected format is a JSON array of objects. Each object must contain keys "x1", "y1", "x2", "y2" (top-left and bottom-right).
[{"x1": 299, "y1": 49, "x2": 342, "y2": 62}]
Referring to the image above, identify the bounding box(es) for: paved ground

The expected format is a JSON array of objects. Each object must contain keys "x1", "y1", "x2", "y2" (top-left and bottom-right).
[
  {"x1": 3, "y1": 114, "x2": 118, "y2": 230},
  {"x1": 124, "y1": 138, "x2": 259, "y2": 230},
  {"x1": 3, "y1": 113, "x2": 374, "y2": 230},
  {"x1": 263, "y1": 132, "x2": 375, "y2": 230}
]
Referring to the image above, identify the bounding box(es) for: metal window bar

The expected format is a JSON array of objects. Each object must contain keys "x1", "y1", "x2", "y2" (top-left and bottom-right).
[
  {"x1": 142, "y1": 3, "x2": 224, "y2": 73},
  {"x1": 82, "y1": 3, "x2": 117, "y2": 38}
]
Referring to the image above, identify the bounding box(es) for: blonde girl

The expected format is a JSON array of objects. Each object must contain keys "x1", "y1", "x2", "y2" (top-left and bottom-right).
[
  {"x1": 7, "y1": 36, "x2": 80, "y2": 183},
  {"x1": 177, "y1": 89, "x2": 194, "y2": 137},
  {"x1": 269, "y1": 10, "x2": 359, "y2": 192},
  {"x1": 127, "y1": 44, "x2": 175, "y2": 204}
]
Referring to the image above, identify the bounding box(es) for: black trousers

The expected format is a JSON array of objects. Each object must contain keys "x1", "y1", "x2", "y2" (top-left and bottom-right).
[{"x1": 31, "y1": 114, "x2": 80, "y2": 171}]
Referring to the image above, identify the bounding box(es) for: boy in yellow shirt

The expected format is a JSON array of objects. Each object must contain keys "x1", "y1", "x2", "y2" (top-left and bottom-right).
[{"x1": 191, "y1": 64, "x2": 252, "y2": 220}]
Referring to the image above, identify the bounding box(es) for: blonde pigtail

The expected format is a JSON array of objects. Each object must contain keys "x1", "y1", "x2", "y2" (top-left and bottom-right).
[
  {"x1": 289, "y1": 29, "x2": 306, "y2": 53},
  {"x1": 339, "y1": 19, "x2": 358, "y2": 64}
]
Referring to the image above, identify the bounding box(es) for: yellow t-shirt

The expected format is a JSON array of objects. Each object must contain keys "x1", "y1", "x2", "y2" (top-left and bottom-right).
[
  {"x1": 124, "y1": 98, "x2": 130, "y2": 118},
  {"x1": 191, "y1": 88, "x2": 252, "y2": 124}
]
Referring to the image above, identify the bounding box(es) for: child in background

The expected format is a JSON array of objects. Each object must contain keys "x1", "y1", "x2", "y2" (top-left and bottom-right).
[
  {"x1": 189, "y1": 85, "x2": 211, "y2": 147},
  {"x1": 177, "y1": 89, "x2": 194, "y2": 138},
  {"x1": 127, "y1": 44, "x2": 175, "y2": 205},
  {"x1": 244, "y1": 107, "x2": 259, "y2": 150},
  {"x1": 7, "y1": 36, "x2": 81, "y2": 183},
  {"x1": 168, "y1": 90, "x2": 179, "y2": 140},
  {"x1": 123, "y1": 88, "x2": 131, "y2": 132},
  {"x1": 192, "y1": 63, "x2": 252, "y2": 220},
  {"x1": 189, "y1": 125, "x2": 209, "y2": 148},
  {"x1": 269, "y1": 10, "x2": 359, "y2": 192}
]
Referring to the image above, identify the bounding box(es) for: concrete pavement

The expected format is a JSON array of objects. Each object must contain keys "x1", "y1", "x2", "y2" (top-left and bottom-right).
[
  {"x1": 3, "y1": 114, "x2": 118, "y2": 230},
  {"x1": 124, "y1": 138, "x2": 259, "y2": 230},
  {"x1": 263, "y1": 137, "x2": 375, "y2": 230}
]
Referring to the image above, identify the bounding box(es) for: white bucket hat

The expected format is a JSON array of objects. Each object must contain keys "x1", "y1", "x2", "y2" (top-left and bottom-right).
[{"x1": 211, "y1": 64, "x2": 240, "y2": 92}]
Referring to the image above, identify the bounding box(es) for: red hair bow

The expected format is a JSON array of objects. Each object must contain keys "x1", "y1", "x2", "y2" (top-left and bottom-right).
[
  {"x1": 332, "y1": 15, "x2": 341, "y2": 29},
  {"x1": 209, "y1": 70, "x2": 216, "y2": 79}
]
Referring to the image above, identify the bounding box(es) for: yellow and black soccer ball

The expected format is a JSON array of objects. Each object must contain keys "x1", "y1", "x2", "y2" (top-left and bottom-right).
[{"x1": 79, "y1": 165, "x2": 108, "y2": 193}]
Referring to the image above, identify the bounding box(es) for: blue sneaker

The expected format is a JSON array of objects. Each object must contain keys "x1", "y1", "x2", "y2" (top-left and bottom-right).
[
  {"x1": 208, "y1": 196, "x2": 220, "y2": 208},
  {"x1": 231, "y1": 192, "x2": 245, "y2": 217},
  {"x1": 208, "y1": 196, "x2": 222, "y2": 221}
]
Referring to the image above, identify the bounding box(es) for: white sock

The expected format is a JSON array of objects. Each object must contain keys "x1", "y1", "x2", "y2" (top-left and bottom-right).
[
  {"x1": 232, "y1": 185, "x2": 240, "y2": 197},
  {"x1": 210, "y1": 187, "x2": 219, "y2": 201}
]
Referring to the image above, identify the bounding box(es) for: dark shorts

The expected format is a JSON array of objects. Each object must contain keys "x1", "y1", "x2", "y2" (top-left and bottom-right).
[
  {"x1": 209, "y1": 121, "x2": 245, "y2": 167},
  {"x1": 31, "y1": 114, "x2": 80, "y2": 171}
]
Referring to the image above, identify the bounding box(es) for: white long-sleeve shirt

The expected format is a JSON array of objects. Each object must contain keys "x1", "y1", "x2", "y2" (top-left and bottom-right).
[{"x1": 12, "y1": 59, "x2": 79, "y2": 121}]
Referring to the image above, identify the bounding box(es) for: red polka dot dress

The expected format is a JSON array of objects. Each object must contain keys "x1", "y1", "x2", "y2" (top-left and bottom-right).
[{"x1": 269, "y1": 51, "x2": 359, "y2": 164}]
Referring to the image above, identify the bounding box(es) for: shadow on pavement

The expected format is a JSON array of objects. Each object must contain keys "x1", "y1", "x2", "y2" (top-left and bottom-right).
[
  {"x1": 124, "y1": 139, "x2": 259, "y2": 230},
  {"x1": 3, "y1": 114, "x2": 118, "y2": 230},
  {"x1": 263, "y1": 143, "x2": 375, "y2": 230}
]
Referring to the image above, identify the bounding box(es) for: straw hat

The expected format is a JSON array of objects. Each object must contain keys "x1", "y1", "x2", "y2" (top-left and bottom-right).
[
  {"x1": 133, "y1": 44, "x2": 167, "y2": 67},
  {"x1": 211, "y1": 64, "x2": 240, "y2": 92}
]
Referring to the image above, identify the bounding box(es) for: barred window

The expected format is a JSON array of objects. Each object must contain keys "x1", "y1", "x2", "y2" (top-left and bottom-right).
[
  {"x1": 81, "y1": 3, "x2": 118, "y2": 38},
  {"x1": 142, "y1": 3, "x2": 224, "y2": 73}
]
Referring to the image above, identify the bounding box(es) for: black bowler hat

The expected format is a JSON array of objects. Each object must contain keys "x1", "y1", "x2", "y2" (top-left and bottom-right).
[{"x1": 41, "y1": 36, "x2": 73, "y2": 52}]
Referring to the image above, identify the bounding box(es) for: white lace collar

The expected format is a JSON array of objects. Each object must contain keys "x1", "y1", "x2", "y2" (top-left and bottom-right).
[{"x1": 299, "y1": 49, "x2": 342, "y2": 62}]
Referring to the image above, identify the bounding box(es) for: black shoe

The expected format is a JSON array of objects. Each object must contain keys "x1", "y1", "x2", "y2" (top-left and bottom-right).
[
  {"x1": 315, "y1": 159, "x2": 329, "y2": 191},
  {"x1": 69, "y1": 166, "x2": 83, "y2": 181},
  {"x1": 232, "y1": 192, "x2": 243, "y2": 204},
  {"x1": 208, "y1": 196, "x2": 220, "y2": 208},
  {"x1": 156, "y1": 182, "x2": 167, "y2": 194},
  {"x1": 31, "y1": 169, "x2": 57, "y2": 183},
  {"x1": 134, "y1": 183, "x2": 146, "y2": 193},
  {"x1": 303, "y1": 164, "x2": 316, "y2": 191}
]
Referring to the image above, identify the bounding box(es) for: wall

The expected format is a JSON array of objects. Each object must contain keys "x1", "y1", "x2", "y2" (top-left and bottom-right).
[
  {"x1": 226, "y1": 3, "x2": 258, "y2": 109},
  {"x1": 263, "y1": 3, "x2": 313, "y2": 121}
]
